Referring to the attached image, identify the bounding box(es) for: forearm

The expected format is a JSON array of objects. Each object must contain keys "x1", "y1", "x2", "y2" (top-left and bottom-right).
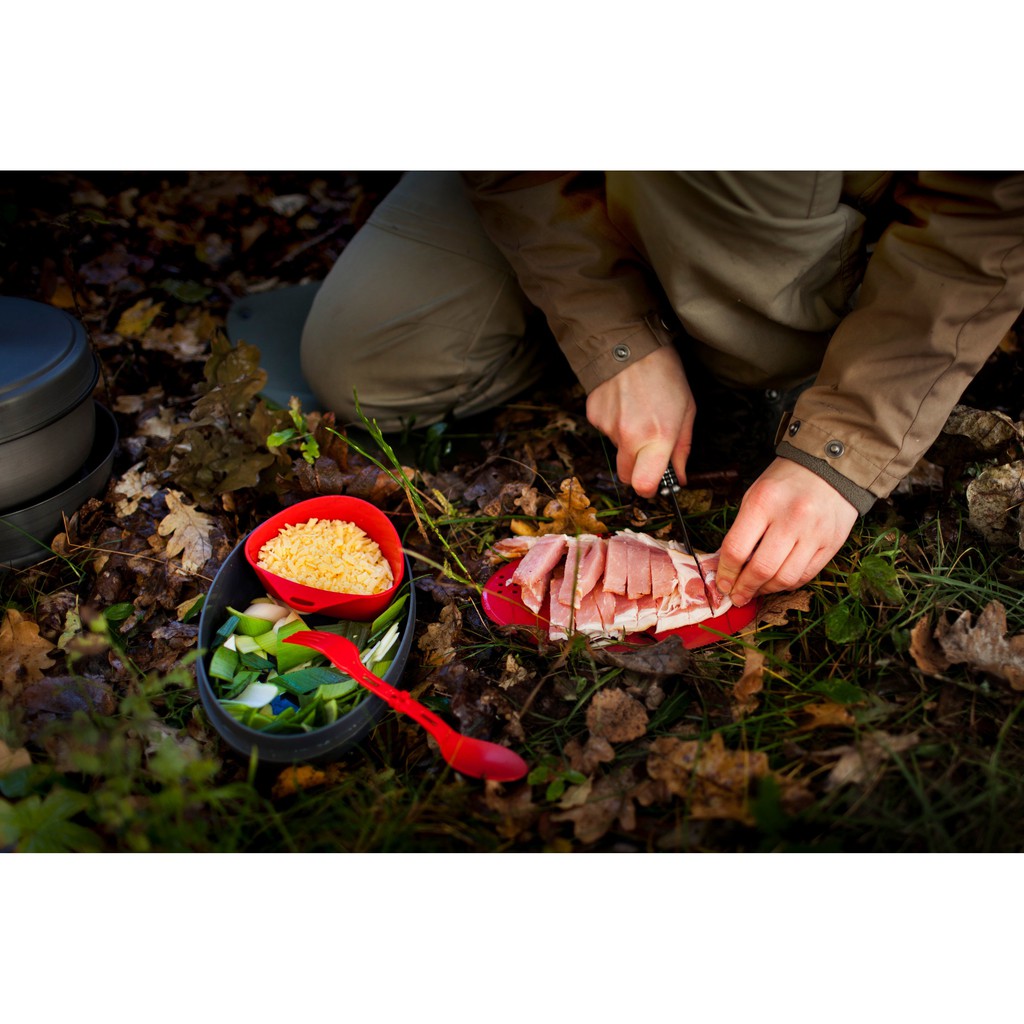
[
  {"x1": 778, "y1": 172, "x2": 1024, "y2": 506},
  {"x1": 461, "y1": 172, "x2": 676, "y2": 391}
]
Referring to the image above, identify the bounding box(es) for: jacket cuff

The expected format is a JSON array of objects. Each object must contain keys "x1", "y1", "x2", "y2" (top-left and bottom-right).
[
  {"x1": 775, "y1": 441, "x2": 877, "y2": 515},
  {"x1": 572, "y1": 312, "x2": 677, "y2": 394}
]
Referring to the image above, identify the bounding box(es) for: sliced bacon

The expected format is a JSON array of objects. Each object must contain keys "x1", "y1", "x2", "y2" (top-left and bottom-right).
[
  {"x1": 511, "y1": 534, "x2": 567, "y2": 613},
  {"x1": 492, "y1": 529, "x2": 730, "y2": 643}
]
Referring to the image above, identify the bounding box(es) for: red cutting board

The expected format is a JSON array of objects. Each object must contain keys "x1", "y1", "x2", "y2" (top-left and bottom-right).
[{"x1": 481, "y1": 559, "x2": 758, "y2": 650}]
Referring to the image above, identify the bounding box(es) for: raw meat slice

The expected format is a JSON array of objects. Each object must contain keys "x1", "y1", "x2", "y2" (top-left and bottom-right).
[
  {"x1": 602, "y1": 534, "x2": 630, "y2": 595},
  {"x1": 625, "y1": 537, "x2": 652, "y2": 599},
  {"x1": 512, "y1": 534, "x2": 567, "y2": 613}
]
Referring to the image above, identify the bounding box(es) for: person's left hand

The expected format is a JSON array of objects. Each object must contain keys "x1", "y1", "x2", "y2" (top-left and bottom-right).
[{"x1": 715, "y1": 457, "x2": 859, "y2": 606}]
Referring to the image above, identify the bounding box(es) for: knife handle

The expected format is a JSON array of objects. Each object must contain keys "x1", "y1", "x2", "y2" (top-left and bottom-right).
[{"x1": 659, "y1": 467, "x2": 680, "y2": 496}]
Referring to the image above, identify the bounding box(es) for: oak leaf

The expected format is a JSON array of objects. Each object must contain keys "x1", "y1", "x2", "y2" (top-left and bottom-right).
[
  {"x1": 512, "y1": 477, "x2": 606, "y2": 537},
  {"x1": 757, "y1": 589, "x2": 813, "y2": 626},
  {"x1": 113, "y1": 461, "x2": 161, "y2": 517},
  {"x1": 934, "y1": 601, "x2": 1024, "y2": 690},
  {"x1": 157, "y1": 490, "x2": 215, "y2": 573},
  {"x1": 593, "y1": 634, "x2": 690, "y2": 677},
  {"x1": 966, "y1": 461, "x2": 1024, "y2": 547},
  {"x1": 0, "y1": 611, "x2": 56, "y2": 693}
]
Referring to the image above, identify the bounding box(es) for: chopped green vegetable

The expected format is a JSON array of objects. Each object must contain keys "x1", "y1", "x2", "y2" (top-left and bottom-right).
[
  {"x1": 205, "y1": 584, "x2": 408, "y2": 734},
  {"x1": 209, "y1": 644, "x2": 239, "y2": 682}
]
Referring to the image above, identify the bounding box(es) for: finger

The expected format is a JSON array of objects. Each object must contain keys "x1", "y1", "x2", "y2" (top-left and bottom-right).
[
  {"x1": 731, "y1": 534, "x2": 821, "y2": 605},
  {"x1": 632, "y1": 441, "x2": 673, "y2": 498},
  {"x1": 670, "y1": 435, "x2": 693, "y2": 488},
  {"x1": 716, "y1": 504, "x2": 770, "y2": 595},
  {"x1": 615, "y1": 447, "x2": 635, "y2": 489}
]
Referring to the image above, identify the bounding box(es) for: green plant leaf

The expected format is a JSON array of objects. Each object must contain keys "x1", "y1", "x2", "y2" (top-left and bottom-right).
[
  {"x1": 824, "y1": 602, "x2": 867, "y2": 643},
  {"x1": 850, "y1": 553, "x2": 904, "y2": 605},
  {"x1": 810, "y1": 677, "x2": 870, "y2": 704},
  {"x1": 0, "y1": 789, "x2": 102, "y2": 853}
]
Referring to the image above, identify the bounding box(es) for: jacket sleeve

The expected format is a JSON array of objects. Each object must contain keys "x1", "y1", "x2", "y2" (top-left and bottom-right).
[
  {"x1": 461, "y1": 172, "x2": 677, "y2": 392},
  {"x1": 777, "y1": 172, "x2": 1024, "y2": 513}
]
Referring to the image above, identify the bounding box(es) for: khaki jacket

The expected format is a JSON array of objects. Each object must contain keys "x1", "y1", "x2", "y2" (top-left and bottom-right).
[{"x1": 463, "y1": 171, "x2": 1024, "y2": 512}]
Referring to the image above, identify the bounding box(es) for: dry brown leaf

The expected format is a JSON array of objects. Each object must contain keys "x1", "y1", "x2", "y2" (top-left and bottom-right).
[
  {"x1": 757, "y1": 589, "x2": 813, "y2": 626},
  {"x1": 795, "y1": 701, "x2": 857, "y2": 731},
  {"x1": 512, "y1": 477, "x2": 606, "y2": 537},
  {"x1": 966, "y1": 461, "x2": 1024, "y2": 546},
  {"x1": 417, "y1": 602, "x2": 463, "y2": 667},
  {"x1": 113, "y1": 462, "x2": 161, "y2": 517},
  {"x1": 0, "y1": 738, "x2": 31, "y2": 775},
  {"x1": 647, "y1": 733, "x2": 769, "y2": 825},
  {"x1": 550, "y1": 767, "x2": 638, "y2": 844},
  {"x1": 908, "y1": 616, "x2": 951, "y2": 676},
  {"x1": 592, "y1": 634, "x2": 690, "y2": 677},
  {"x1": 564, "y1": 735, "x2": 616, "y2": 774},
  {"x1": 935, "y1": 601, "x2": 1024, "y2": 690},
  {"x1": 157, "y1": 490, "x2": 215, "y2": 573},
  {"x1": 497, "y1": 653, "x2": 533, "y2": 690},
  {"x1": 825, "y1": 732, "x2": 920, "y2": 790},
  {"x1": 0, "y1": 610, "x2": 56, "y2": 693},
  {"x1": 732, "y1": 648, "x2": 765, "y2": 718},
  {"x1": 586, "y1": 688, "x2": 649, "y2": 743},
  {"x1": 482, "y1": 781, "x2": 539, "y2": 842}
]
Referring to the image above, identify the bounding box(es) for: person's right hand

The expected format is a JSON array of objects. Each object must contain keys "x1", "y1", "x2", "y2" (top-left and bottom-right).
[{"x1": 585, "y1": 345, "x2": 696, "y2": 498}]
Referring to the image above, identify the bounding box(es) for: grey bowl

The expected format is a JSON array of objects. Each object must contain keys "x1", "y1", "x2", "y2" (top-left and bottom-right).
[
  {"x1": 0, "y1": 401, "x2": 117, "y2": 572},
  {"x1": 0, "y1": 297, "x2": 99, "y2": 509},
  {"x1": 196, "y1": 536, "x2": 416, "y2": 765}
]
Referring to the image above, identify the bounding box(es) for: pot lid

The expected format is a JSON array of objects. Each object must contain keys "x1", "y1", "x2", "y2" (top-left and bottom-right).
[{"x1": 0, "y1": 296, "x2": 99, "y2": 442}]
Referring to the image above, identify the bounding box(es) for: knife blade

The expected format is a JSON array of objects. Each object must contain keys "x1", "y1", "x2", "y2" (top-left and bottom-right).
[{"x1": 659, "y1": 466, "x2": 715, "y2": 610}]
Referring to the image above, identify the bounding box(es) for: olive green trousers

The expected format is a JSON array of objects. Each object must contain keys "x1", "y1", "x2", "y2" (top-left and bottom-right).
[{"x1": 300, "y1": 171, "x2": 876, "y2": 431}]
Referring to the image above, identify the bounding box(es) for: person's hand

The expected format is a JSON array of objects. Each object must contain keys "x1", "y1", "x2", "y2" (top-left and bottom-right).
[
  {"x1": 585, "y1": 345, "x2": 695, "y2": 498},
  {"x1": 716, "y1": 457, "x2": 859, "y2": 605}
]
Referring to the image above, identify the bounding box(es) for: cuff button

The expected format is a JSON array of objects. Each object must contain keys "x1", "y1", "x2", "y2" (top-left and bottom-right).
[
  {"x1": 825, "y1": 440, "x2": 845, "y2": 457},
  {"x1": 788, "y1": 421, "x2": 801, "y2": 436},
  {"x1": 612, "y1": 344, "x2": 631, "y2": 361}
]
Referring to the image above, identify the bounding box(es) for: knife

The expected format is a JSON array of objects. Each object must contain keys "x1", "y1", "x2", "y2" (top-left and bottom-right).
[{"x1": 659, "y1": 466, "x2": 715, "y2": 610}]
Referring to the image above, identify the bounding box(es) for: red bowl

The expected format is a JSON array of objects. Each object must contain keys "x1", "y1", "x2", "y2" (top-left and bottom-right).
[{"x1": 243, "y1": 496, "x2": 404, "y2": 619}]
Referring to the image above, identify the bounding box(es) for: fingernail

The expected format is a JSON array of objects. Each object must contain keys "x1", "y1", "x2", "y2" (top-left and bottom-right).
[
  {"x1": 731, "y1": 592, "x2": 748, "y2": 607},
  {"x1": 717, "y1": 578, "x2": 732, "y2": 594}
]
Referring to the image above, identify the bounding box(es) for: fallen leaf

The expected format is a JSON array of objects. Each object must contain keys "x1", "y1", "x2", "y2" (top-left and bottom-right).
[
  {"x1": 593, "y1": 634, "x2": 690, "y2": 677},
  {"x1": 824, "y1": 732, "x2": 920, "y2": 790},
  {"x1": 757, "y1": 589, "x2": 813, "y2": 626},
  {"x1": 934, "y1": 601, "x2": 1024, "y2": 690},
  {"x1": 550, "y1": 767, "x2": 638, "y2": 844},
  {"x1": 157, "y1": 490, "x2": 215, "y2": 573},
  {"x1": 482, "y1": 781, "x2": 539, "y2": 842},
  {"x1": 271, "y1": 764, "x2": 345, "y2": 799},
  {"x1": 417, "y1": 602, "x2": 462, "y2": 667},
  {"x1": 512, "y1": 477, "x2": 606, "y2": 537},
  {"x1": 0, "y1": 739, "x2": 31, "y2": 775},
  {"x1": 647, "y1": 732, "x2": 772, "y2": 825},
  {"x1": 0, "y1": 610, "x2": 56, "y2": 693},
  {"x1": 795, "y1": 701, "x2": 857, "y2": 731},
  {"x1": 113, "y1": 462, "x2": 161, "y2": 517},
  {"x1": 497, "y1": 653, "x2": 534, "y2": 690},
  {"x1": 116, "y1": 297, "x2": 164, "y2": 337},
  {"x1": 586, "y1": 688, "x2": 649, "y2": 742},
  {"x1": 966, "y1": 461, "x2": 1024, "y2": 546},
  {"x1": 908, "y1": 616, "x2": 951, "y2": 676},
  {"x1": 732, "y1": 647, "x2": 765, "y2": 718},
  {"x1": 564, "y1": 735, "x2": 616, "y2": 774}
]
